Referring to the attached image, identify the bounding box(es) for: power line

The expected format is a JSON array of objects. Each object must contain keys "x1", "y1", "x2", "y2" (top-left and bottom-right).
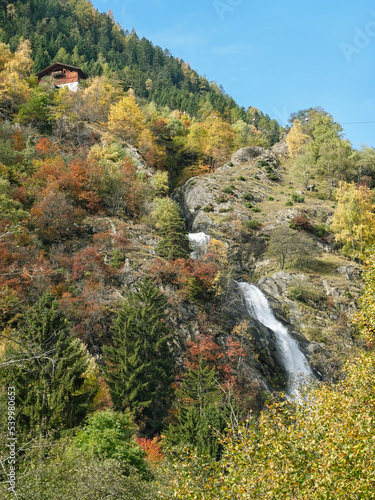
[{"x1": 341, "y1": 121, "x2": 375, "y2": 125}]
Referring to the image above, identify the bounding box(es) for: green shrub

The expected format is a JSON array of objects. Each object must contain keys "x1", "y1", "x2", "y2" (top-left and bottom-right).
[
  {"x1": 194, "y1": 205, "x2": 201, "y2": 210},
  {"x1": 317, "y1": 193, "x2": 326, "y2": 200},
  {"x1": 243, "y1": 192, "x2": 254, "y2": 201},
  {"x1": 74, "y1": 410, "x2": 147, "y2": 476},
  {"x1": 243, "y1": 219, "x2": 261, "y2": 230},
  {"x1": 287, "y1": 279, "x2": 326, "y2": 305},
  {"x1": 291, "y1": 192, "x2": 305, "y2": 203},
  {"x1": 314, "y1": 223, "x2": 328, "y2": 237},
  {"x1": 237, "y1": 176, "x2": 246, "y2": 181},
  {"x1": 250, "y1": 207, "x2": 261, "y2": 213},
  {"x1": 203, "y1": 204, "x2": 214, "y2": 212},
  {"x1": 216, "y1": 197, "x2": 228, "y2": 204},
  {"x1": 222, "y1": 185, "x2": 235, "y2": 194},
  {"x1": 244, "y1": 202, "x2": 253, "y2": 209},
  {"x1": 267, "y1": 196, "x2": 274, "y2": 201},
  {"x1": 285, "y1": 201, "x2": 293, "y2": 206},
  {"x1": 267, "y1": 173, "x2": 279, "y2": 181}
]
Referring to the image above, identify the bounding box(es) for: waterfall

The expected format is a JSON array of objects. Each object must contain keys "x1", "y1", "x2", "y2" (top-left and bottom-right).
[
  {"x1": 188, "y1": 232, "x2": 211, "y2": 259},
  {"x1": 237, "y1": 282, "x2": 313, "y2": 399}
]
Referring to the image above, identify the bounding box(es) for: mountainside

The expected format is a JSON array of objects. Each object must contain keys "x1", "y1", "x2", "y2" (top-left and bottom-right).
[
  {"x1": 1, "y1": 2, "x2": 375, "y2": 498},
  {"x1": 0, "y1": 0, "x2": 280, "y2": 142}
]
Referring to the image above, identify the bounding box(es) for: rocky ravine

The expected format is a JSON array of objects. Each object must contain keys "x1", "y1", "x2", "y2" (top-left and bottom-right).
[{"x1": 175, "y1": 146, "x2": 363, "y2": 390}]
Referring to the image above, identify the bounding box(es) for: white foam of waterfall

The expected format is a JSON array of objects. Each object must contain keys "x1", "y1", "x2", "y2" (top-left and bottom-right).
[
  {"x1": 188, "y1": 233, "x2": 211, "y2": 259},
  {"x1": 237, "y1": 282, "x2": 313, "y2": 399}
]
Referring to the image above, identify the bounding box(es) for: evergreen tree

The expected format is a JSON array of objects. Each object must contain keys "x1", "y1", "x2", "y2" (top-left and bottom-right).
[
  {"x1": 151, "y1": 197, "x2": 190, "y2": 260},
  {"x1": 167, "y1": 358, "x2": 229, "y2": 458},
  {"x1": 103, "y1": 278, "x2": 174, "y2": 432},
  {"x1": 0, "y1": 293, "x2": 95, "y2": 438},
  {"x1": 156, "y1": 215, "x2": 191, "y2": 260}
]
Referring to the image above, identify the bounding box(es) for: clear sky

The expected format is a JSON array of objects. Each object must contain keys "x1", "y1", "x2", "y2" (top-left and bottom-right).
[{"x1": 91, "y1": 0, "x2": 375, "y2": 149}]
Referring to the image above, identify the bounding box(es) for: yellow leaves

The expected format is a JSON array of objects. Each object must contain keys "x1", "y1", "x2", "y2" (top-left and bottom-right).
[
  {"x1": 6, "y1": 40, "x2": 33, "y2": 78},
  {"x1": 331, "y1": 181, "x2": 375, "y2": 260},
  {"x1": 80, "y1": 76, "x2": 122, "y2": 123},
  {"x1": 286, "y1": 119, "x2": 311, "y2": 158},
  {"x1": 353, "y1": 252, "x2": 375, "y2": 347},
  {"x1": 0, "y1": 40, "x2": 33, "y2": 116},
  {"x1": 168, "y1": 350, "x2": 375, "y2": 498},
  {"x1": 107, "y1": 93, "x2": 146, "y2": 144}
]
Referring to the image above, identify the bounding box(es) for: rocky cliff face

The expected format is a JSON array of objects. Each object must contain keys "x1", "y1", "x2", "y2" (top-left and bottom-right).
[{"x1": 174, "y1": 145, "x2": 363, "y2": 392}]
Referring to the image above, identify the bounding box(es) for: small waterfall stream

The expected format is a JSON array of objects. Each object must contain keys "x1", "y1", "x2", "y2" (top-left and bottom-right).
[
  {"x1": 238, "y1": 282, "x2": 313, "y2": 398},
  {"x1": 188, "y1": 232, "x2": 211, "y2": 259},
  {"x1": 187, "y1": 232, "x2": 313, "y2": 398}
]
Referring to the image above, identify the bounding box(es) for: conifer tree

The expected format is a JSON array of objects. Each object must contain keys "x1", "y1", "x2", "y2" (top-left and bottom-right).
[
  {"x1": 103, "y1": 279, "x2": 174, "y2": 432},
  {"x1": 151, "y1": 197, "x2": 190, "y2": 260},
  {"x1": 0, "y1": 293, "x2": 95, "y2": 437},
  {"x1": 167, "y1": 358, "x2": 229, "y2": 458}
]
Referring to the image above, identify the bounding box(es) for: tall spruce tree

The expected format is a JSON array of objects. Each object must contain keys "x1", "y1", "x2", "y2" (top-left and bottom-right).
[
  {"x1": 151, "y1": 197, "x2": 190, "y2": 260},
  {"x1": 0, "y1": 293, "x2": 95, "y2": 438},
  {"x1": 103, "y1": 278, "x2": 174, "y2": 432},
  {"x1": 167, "y1": 358, "x2": 229, "y2": 458}
]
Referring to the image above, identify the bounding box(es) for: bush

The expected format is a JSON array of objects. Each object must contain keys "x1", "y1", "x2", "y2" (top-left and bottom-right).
[
  {"x1": 244, "y1": 202, "x2": 253, "y2": 209},
  {"x1": 314, "y1": 223, "x2": 328, "y2": 237},
  {"x1": 203, "y1": 204, "x2": 214, "y2": 212},
  {"x1": 222, "y1": 184, "x2": 235, "y2": 194},
  {"x1": 74, "y1": 410, "x2": 148, "y2": 476},
  {"x1": 216, "y1": 197, "x2": 228, "y2": 204},
  {"x1": 291, "y1": 192, "x2": 305, "y2": 203},
  {"x1": 243, "y1": 192, "x2": 254, "y2": 201},
  {"x1": 243, "y1": 219, "x2": 261, "y2": 230},
  {"x1": 289, "y1": 214, "x2": 313, "y2": 232},
  {"x1": 237, "y1": 176, "x2": 246, "y2": 181},
  {"x1": 267, "y1": 173, "x2": 279, "y2": 181},
  {"x1": 287, "y1": 279, "x2": 326, "y2": 305},
  {"x1": 250, "y1": 207, "x2": 261, "y2": 213},
  {"x1": 285, "y1": 201, "x2": 293, "y2": 206},
  {"x1": 267, "y1": 196, "x2": 274, "y2": 201}
]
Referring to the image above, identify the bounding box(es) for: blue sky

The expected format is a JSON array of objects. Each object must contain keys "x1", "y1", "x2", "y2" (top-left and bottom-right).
[{"x1": 92, "y1": 0, "x2": 375, "y2": 149}]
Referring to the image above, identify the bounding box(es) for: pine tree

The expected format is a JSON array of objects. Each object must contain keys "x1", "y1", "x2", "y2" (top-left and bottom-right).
[
  {"x1": 0, "y1": 293, "x2": 95, "y2": 438},
  {"x1": 103, "y1": 278, "x2": 174, "y2": 432}
]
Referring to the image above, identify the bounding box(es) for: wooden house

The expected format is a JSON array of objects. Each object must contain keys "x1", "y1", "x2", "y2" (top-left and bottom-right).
[{"x1": 36, "y1": 63, "x2": 87, "y2": 92}]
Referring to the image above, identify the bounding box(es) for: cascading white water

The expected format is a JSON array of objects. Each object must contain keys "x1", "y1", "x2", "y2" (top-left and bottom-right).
[
  {"x1": 188, "y1": 232, "x2": 211, "y2": 259},
  {"x1": 237, "y1": 282, "x2": 313, "y2": 398}
]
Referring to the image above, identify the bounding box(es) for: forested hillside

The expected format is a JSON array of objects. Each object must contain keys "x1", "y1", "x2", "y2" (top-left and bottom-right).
[
  {"x1": 0, "y1": 0, "x2": 280, "y2": 143},
  {"x1": 1, "y1": 1, "x2": 375, "y2": 498}
]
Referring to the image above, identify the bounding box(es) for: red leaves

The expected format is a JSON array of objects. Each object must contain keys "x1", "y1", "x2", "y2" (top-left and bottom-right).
[
  {"x1": 148, "y1": 257, "x2": 218, "y2": 300},
  {"x1": 289, "y1": 213, "x2": 313, "y2": 232},
  {"x1": 136, "y1": 437, "x2": 164, "y2": 465},
  {"x1": 71, "y1": 246, "x2": 113, "y2": 283},
  {"x1": 35, "y1": 137, "x2": 55, "y2": 156}
]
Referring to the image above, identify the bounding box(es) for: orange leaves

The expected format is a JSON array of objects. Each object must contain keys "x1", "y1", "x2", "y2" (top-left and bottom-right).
[
  {"x1": 71, "y1": 246, "x2": 113, "y2": 283},
  {"x1": 35, "y1": 138, "x2": 56, "y2": 156},
  {"x1": 148, "y1": 257, "x2": 218, "y2": 301},
  {"x1": 136, "y1": 437, "x2": 164, "y2": 465}
]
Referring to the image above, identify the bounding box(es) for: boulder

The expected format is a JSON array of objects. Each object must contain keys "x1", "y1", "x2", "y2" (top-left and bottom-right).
[{"x1": 231, "y1": 146, "x2": 266, "y2": 165}]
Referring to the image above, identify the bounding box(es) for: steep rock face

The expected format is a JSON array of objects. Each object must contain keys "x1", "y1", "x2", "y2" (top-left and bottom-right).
[
  {"x1": 175, "y1": 146, "x2": 281, "y2": 233},
  {"x1": 231, "y1": 146, "x2": 266, "y2": 165},
  {"x1": 174, "y1": 144, "x2": 364, "y2": 388}
]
